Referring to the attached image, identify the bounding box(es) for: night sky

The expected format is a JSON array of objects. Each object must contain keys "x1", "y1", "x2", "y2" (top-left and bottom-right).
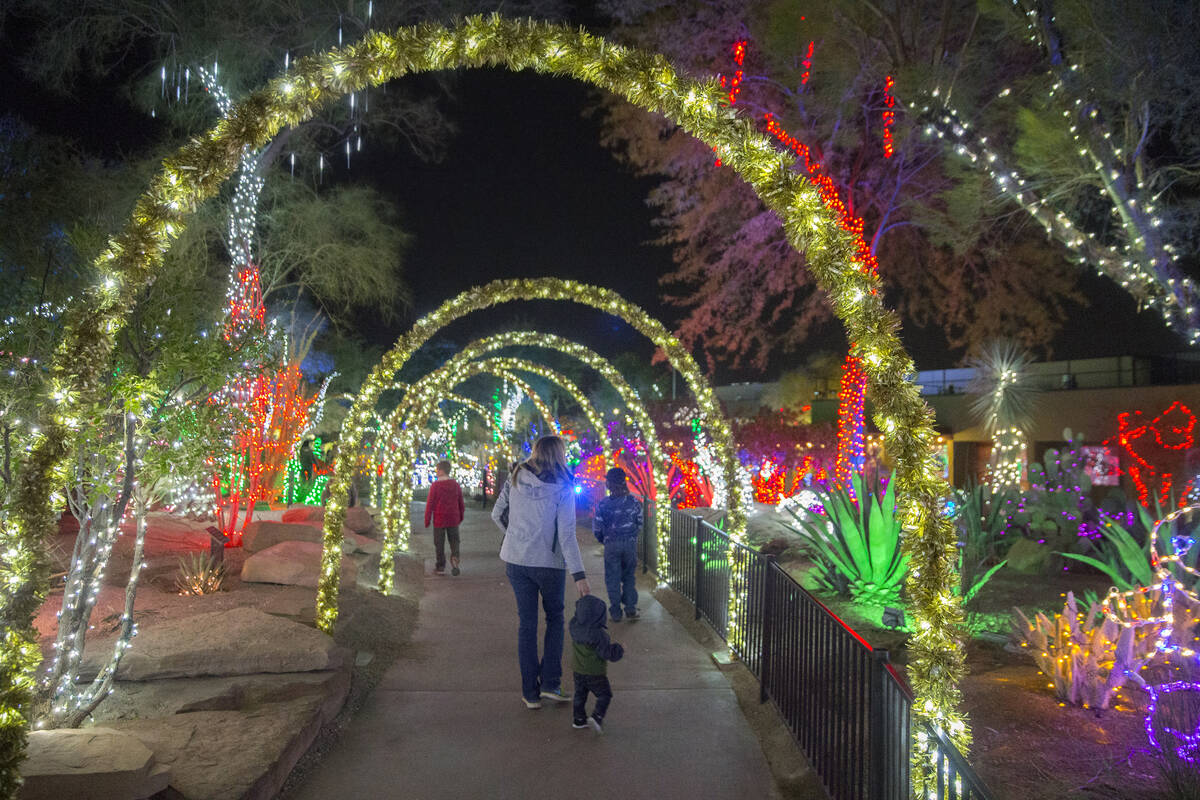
[{"x1": 0, "y1": 28, "x2": 1189, "y2": 382}]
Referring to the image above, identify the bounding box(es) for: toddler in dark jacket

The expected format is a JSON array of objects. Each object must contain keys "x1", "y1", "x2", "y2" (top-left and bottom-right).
[{"x1": 569, "y1": 594, "x2": 624, "y2": 733}]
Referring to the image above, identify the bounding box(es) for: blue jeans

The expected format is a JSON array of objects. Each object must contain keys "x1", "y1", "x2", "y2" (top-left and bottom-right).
[
  {"x1": 603, "y1": 537, "x2": 638, "y2": 619},
  {"x1": 505, "y1": 562, "x2": 565, "y2": 701}
]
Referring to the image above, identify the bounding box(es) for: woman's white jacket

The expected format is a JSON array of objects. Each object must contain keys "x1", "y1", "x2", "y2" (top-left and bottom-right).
[{"x1": 492, "y1": 466, "x2": 585, "y2": 577}]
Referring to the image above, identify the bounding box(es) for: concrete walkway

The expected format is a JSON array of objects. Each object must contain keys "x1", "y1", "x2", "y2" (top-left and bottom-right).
[{"x1": 291, "y1": 504, "x2": 778, "y2": 800}]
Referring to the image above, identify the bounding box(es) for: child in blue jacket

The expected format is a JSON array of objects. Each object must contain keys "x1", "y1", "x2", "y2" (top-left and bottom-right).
[{"x1": 593, "y1": 467, "x2": 643, "y2": 621}]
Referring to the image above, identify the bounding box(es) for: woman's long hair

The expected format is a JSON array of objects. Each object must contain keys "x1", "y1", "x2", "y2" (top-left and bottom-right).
[{"x1": 517, "y1": 435, "x2": 572, "y2": 484}]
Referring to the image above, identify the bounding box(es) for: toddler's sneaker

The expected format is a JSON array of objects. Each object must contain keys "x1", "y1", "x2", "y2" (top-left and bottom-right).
[
  {"x1": 522, "y1": 696, "x2": 542, "y2": 710},
  {"x1": 572, "y1": 719, "x2": 589, "y2": 729},
  {"x1": 540, "y1": 687, "x2": 569, "y2": 703},
  {"x1": 587, "y1": 716, "x2": 604, "y2": 734}
]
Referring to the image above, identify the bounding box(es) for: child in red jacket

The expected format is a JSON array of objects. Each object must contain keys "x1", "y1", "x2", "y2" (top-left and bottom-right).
[{"x1": 424, "y1": 460, "x2": 465, "y2": 575}]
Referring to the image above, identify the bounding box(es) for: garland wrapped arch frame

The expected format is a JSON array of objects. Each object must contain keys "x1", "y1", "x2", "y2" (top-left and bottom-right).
[
  {"x1": 373, "y1": 353, "x2": 613, "y2": 554},
  {"x1": 371, "y1": 333, "x2": 672, "y2": 592},
  {"x1": 3, "y1": 15, "x2": 967, "y2": 790}
]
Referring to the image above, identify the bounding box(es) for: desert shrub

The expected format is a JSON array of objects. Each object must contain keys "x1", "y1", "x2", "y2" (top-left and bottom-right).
[{"x1": 1063, "y1": 504, "x2": 1200, "y2": 593}]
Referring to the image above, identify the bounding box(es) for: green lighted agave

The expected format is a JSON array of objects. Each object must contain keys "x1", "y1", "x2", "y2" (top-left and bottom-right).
[{"x1": 782, "y1": 474, "x2": 908, "y2": 608}]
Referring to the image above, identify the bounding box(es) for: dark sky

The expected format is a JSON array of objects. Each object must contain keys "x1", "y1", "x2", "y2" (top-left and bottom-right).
[
  {"x1": 0, "y1": 22, "x2": 1189, "y2": 382},
  {"x1": 355, "y1": 69, "x2": 675, "y2": 366}
]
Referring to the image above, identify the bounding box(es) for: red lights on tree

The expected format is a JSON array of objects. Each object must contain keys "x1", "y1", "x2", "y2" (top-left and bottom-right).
[
  {"x1": 209, "y1": 361, "x2": 321, "y2": 545},
  {"x1": 882, "y1": 75, "x2": 896, "y2": 159},
  {"x1": 834, "y1": 355, "x2": 868, "y2": 491}
]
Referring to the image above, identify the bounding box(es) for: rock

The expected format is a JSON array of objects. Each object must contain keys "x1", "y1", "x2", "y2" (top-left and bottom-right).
[
  {"x1": 20, "y1": 728, "x2": 170, "y2": 800},
  {"x1": 79, "y1": 606, "x2": 348, "y2": 681},
  {"x1": 107, "y1": 692, "x2": 344, "y2": 800},
  {"x1": 281, "y1": 504, "x2": 379, "y2": 537},
  {"x1": 344, "y1": 531, "x2": 382, "y2": 555},
  {"x1": 1006, "y1": 537, "x2": 1053, "y2": 574},
  {"x1": 758, "y1": 537, "x2": 789, "y2": 558},
  {"x1": 241, "y1": 540, "x2": 359, "y2": 589},
  {"x1": 344, "y1": 505, "x2": 378, "y2": 536},
  {"x1": 139, "y1": 512, "x2": 215, "y2": 554},
  {"x1": 92, "y1": 670, "x2": 349, "y2": 722},
  {"x1": 242, "y1": 521, "x2": 324, "y2": 553},
  {"x1": 281, "y1": 505, "x2": 323, "y2": 525}
]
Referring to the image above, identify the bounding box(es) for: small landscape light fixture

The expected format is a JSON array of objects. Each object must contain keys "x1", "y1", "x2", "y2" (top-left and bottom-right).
[{"x1": 882, "y1": 606, "x2": 906, "y2": 629}]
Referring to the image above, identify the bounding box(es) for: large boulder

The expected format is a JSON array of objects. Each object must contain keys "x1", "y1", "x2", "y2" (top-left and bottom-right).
[
  {"x1": 281, "y1": 504, "x2": 379, "y2": 537},
  {"x1": 241, "y1": 540, "x2": 359, "y2": 589},
  {"x1": 79, "y1": 606, "x2": 347, "y2": 681},
  {"x1": 92, "y1": 670, "x2": 350, "y2": 722},
  {"x1": 242, "y1": 521, "x2": 323, "y2": 553},
  {"x1": 107, "y1": 694, "x2": 342, "y2": 800},
  {"x1": 20, "y1": 728, "x2": 170, "y2": 800},
  {"x1": 281, "y1": 505, "x2": 323, "y2": 525},
  {"x1": 344, "y1": 505, "x2": 379, "y2": 536},
  {"x1": 345, "y1": 531, "x2": 382, "y2": 555}
]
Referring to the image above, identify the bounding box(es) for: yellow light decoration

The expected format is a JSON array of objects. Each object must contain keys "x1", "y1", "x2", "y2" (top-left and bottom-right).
[
  {"x1": 5, "y1": 18, "x2": 965, "y2": 790},
  {"x1": 370, "y1": 337, "x2": 672, "y2": 593},
  {"x1": 374, "y1": 364, "x2": 563, "y2": 568}
]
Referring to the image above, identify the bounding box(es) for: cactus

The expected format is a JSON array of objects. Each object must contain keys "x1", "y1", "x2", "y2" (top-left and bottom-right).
[
  {"x1": 1007, "y1": 430, "x2": 1101, "y2": 550},
  {"x1": 1011, "y1": 590, "x2": 1163, "y2": 709}
]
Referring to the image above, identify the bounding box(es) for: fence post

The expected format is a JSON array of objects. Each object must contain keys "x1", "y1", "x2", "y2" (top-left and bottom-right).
[
  {"x1": 759, "y1": 555, "x2": 776, "y2": 704},
  {"x1": 641, "y1": 501, "x2": 650, "y2": 574},
  {"x1": 692, "y1": 515, "x2": 704, "y2": 620},
  {"x1": 869, "y1": 648, "x2": 891, "y2": 800}
]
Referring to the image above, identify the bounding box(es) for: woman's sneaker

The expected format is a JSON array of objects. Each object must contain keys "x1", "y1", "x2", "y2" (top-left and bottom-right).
[
  {"x1": 522, "y1": 696, "x2": 542, "y2": 710},
  {"x1": 587, "y1": 716, "x2": 604, "y2": 734},
  {"x1": 572, "y1": 719, "x2": 589, "y2": 729}
]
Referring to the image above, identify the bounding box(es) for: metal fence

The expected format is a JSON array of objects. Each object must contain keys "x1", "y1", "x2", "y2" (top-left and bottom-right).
[{"x1": 655, "y1": 508, "x2": 992, "y2": 800}]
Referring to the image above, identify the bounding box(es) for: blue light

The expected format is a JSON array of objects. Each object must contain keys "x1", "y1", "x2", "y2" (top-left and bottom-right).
[{"x1": 574, "y1": 485, "x2": 582, "y2": 494}]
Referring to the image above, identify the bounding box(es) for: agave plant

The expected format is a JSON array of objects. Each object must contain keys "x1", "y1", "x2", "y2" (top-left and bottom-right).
[
  {"x1": 1061, "y1": 504, "x2": 1199, "y2": 592},
  {"x1": 175, "y1": 552, "x2": 226, "y2": 596},
  {"x1": 952, "y1": 482, "x2": 1010, "y2": 605},
  {"x1": 780, "y1": 473, "x2": 907, "y2": 607}
]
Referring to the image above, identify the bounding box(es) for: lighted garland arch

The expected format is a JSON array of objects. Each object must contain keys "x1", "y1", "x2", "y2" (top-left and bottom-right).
[
  {"x1": 2, "y1": 16, "x2": 967, "y2": 786},
  {"x1": 376, "y1": 367, "x2": 564, "y2": 550},
  {"x1": 365, "y1": 389, "x2": 495, "y2": 509},
  {"x1": 372, "y1": 338, "x2": 671, "y2": 592},
  {"x1": 376, "y1": 365, "x2": 562, "y2": 553}
]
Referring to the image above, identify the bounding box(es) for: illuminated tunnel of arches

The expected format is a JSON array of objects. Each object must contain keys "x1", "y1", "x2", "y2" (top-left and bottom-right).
[
  {"x1": 375, "y1": 366, "x2": 561, "y2": 550},
  {"x1": 4, "y1": 16, "x2": 967, "y2": 776},
  {"x1": 371, "y1": 340, "x2": 671, "y2": 592}
]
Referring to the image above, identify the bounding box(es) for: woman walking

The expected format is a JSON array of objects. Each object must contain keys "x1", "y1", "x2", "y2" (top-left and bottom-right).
[{"x1": 492, "y1": 436, "x2": 590, "y2": 709}]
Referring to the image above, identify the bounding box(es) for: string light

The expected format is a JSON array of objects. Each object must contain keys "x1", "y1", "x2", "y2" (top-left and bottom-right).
[
  {"x1": 834, "y1": 355, "x2": 868, "y2": 490},
  {"x1": 6, "y1": 23, "x2": 963, "y2": 790},
  {"x1": 1108, "y1": 401, "x2": 1196, "y2": 508},
  {"x1": 917, "y1": 92, "x2": 1199, "y2": 343}
]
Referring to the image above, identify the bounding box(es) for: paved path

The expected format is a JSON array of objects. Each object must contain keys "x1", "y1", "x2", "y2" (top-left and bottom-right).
[{"x1": 292, "y1": 504, "x2": 778, "y2": 800}]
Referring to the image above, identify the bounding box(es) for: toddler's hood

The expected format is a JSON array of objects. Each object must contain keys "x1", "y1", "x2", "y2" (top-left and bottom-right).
[{"x1": 570, "y1": 595, "x2": 608, "y2": 644}]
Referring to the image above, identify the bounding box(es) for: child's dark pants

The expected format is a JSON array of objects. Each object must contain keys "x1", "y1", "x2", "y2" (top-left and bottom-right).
[
  {"x1": 572, "y1": 672, "x2": 612, "y2": 723},
  {"x1": 433, "y1": 526, "x2": 460, "y2": 571}
]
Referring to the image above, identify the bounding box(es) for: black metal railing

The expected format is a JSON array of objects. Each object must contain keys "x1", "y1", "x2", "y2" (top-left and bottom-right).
[{"x1": 657, "y1": 507, "x2": 992, "y2": 800}]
